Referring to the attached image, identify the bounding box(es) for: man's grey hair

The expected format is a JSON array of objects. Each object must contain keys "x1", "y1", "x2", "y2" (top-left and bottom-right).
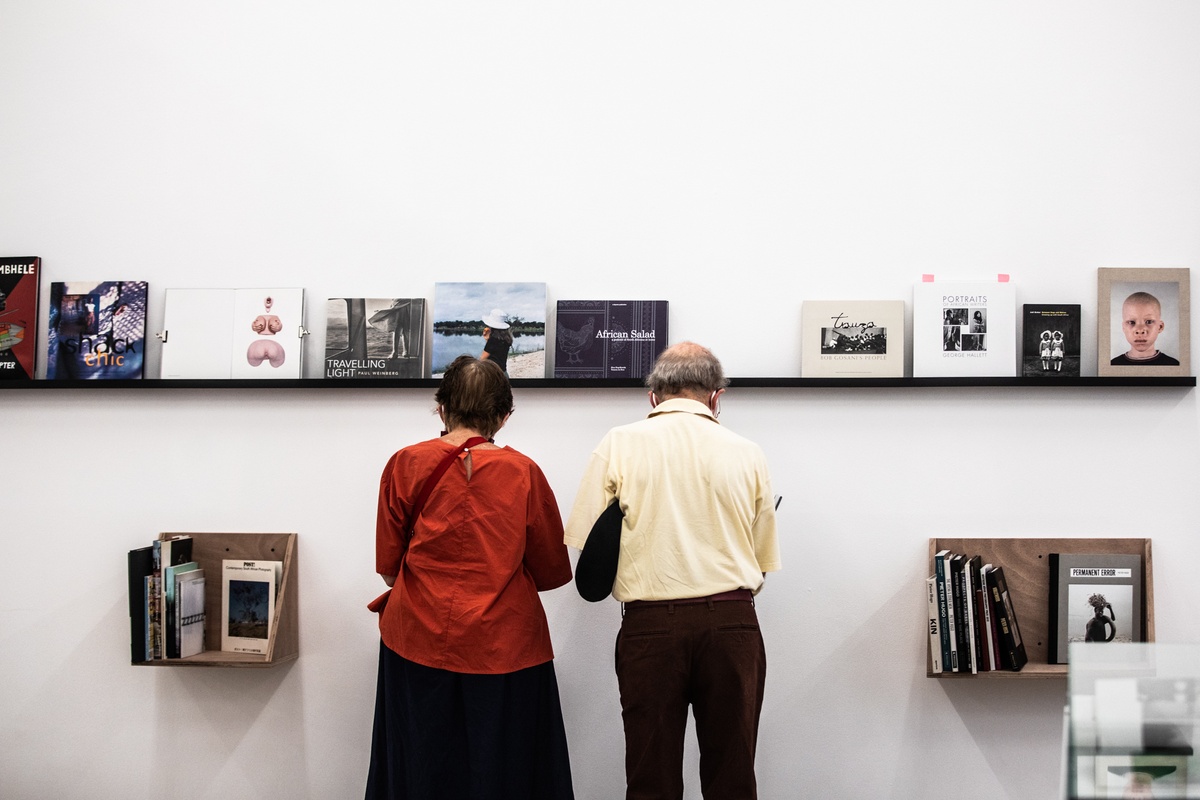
[{"x1": 644, "y1": 342, "x2": 730, "y2": 396}]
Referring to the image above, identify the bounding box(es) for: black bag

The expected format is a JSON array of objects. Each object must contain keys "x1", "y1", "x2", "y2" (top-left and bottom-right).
[{"x1": 574, "y1": 500, "x2": 624, "y2": 602}]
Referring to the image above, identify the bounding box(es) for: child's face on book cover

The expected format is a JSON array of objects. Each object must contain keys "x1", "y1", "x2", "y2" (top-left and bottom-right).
[{"x1": 1121, "y1": 300, "x2": 1165, "y2": 356}]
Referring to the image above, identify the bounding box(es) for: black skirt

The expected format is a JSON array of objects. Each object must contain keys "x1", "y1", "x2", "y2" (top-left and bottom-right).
[{"x1": 366, "y1": 642, "x2": 575, "y2": 800}]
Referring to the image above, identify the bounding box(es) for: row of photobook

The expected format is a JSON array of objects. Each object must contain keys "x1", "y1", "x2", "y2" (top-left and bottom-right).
[
  {"x1": 0, "y1": 262, "x2": 668, "y2": 380},
  {"x1": 928, "y1": 549, "x2": 1145, "y2": 674},
  {"x1": 1, "y1": 258, "x2": 1191, "y2": 381},
  {"x1": 929, "y1": 553, "x2": 1029, "y2": 674}
]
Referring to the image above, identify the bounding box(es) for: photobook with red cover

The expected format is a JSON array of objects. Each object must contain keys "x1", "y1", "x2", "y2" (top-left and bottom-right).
[{"x1": 0, "y1": 256, "x2": 41, "y2": 380}]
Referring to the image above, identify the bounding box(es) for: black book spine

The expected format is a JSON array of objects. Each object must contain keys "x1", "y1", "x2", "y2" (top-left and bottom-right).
[
  {"x1": 967, "y1": 556, "x2": 986, "y2": 671},
  {"x1": 127, "y1": 547, "x2": 154, "y2": 663},
  {"x1": 950, "y1": 556, "x2": 972, "y2": 673},
  {"x1": 990, "y1": 566, "x2": 1028, "y2": 671},
  {"x1": 1048, "y1": 553, "x2": 1061, "y2": 663}
]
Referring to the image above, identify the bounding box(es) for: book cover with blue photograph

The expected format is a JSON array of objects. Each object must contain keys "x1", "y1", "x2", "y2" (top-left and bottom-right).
[{"x1": 47, "y1": 280, "x2": 148, "y2": 379}]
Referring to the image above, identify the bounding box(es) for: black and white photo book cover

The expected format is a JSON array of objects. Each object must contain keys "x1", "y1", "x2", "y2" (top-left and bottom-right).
[
  {"x1": 325, "y1": 297, "x2": 427, "y2": 379},
  {"x1": 913, "y1": 278, "x2": 1016, "y2": 378},
  {"x1": 800, "y1": 300, "x2": 905, "y2": 378},
  {"x1": 1022, "y1": 304, "x2": 1081, "y2": 378},
  {"x1": 1048, "y1": 552, "x2": 1142, "y2": 664}
]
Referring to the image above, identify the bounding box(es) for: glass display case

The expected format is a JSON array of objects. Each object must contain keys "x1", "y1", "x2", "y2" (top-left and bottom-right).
[{"x1": 1067, "y1": 643, "x2": 1198, "y2": 799}]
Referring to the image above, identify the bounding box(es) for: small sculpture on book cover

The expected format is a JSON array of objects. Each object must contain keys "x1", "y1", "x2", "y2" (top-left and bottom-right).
[{"x1": 1084, "y1": 593, "x2": 1116, "y2": 643}]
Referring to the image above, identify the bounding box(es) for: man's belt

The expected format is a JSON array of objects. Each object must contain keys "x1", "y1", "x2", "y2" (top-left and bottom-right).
[{"x1": 624, "y1": 588, "x2": 753, "y2": 609}]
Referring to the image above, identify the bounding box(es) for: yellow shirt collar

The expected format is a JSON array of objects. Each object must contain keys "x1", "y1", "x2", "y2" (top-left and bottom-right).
[{"x1": 647, "y1": 396, "x2": 718, "y2": 422}]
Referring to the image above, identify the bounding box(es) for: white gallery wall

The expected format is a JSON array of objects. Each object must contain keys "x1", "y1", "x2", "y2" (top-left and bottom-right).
[{"x1": 3, "y1": 2, "x2": 1199, "y2": 798}]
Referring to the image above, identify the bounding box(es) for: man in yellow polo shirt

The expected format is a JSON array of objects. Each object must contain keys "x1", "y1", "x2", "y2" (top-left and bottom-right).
[{"x1": 565, "y1": 341, "x2": 781, "y2": 800}]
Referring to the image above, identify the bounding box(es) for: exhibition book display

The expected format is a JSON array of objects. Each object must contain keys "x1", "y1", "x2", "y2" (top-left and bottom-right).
[{"x1": 1, "y1": 262, "x2": 1195, "y2": 388}]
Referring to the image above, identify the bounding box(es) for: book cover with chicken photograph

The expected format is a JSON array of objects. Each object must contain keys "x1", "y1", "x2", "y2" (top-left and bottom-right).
[{"x1": 554, "y1": 300, "x2": 668, "y2": 379}]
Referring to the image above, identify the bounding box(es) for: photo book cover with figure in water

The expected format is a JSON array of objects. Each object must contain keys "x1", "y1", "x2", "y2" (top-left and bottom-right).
[{"x1": 433, "y1": 282, "x2": 547, "y2": 378}]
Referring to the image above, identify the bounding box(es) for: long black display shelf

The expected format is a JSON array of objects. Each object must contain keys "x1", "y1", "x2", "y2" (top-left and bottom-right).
[{"x1": 0, "y1": 376, "x2": 1194, "y2": 390}]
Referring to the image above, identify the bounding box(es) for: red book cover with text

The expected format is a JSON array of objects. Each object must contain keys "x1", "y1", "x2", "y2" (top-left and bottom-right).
[{"x1": 0, "y1": 257, "x2": 41, "y2": 380}]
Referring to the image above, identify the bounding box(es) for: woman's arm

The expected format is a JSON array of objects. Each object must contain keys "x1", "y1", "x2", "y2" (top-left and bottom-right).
[
  {"x1": 523, "y1": 465, "x2": 573, "y2": 591},
  {"x1": 376, "y1": 452, "x2": 409, "y2": 579}
]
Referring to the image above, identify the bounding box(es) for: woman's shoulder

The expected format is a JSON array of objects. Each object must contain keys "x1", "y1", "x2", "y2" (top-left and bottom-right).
[
  {"x1": 493, "y1": 444, "x2": 533, "y2": 462},
  {"x1": 395, "y1": 437, "x2": 451, "y2": 453},
  {"x1": 489, "y1": 445, "x2": 551, "y2": 474},
  {"x1": 384, "y1": 438, "x2": 454, "y2": 466}
]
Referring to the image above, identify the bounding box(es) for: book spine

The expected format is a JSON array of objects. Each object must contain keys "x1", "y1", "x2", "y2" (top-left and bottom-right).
[
  {"x1": 985, "y1": 568, "x2": 1005, "y2": 668},
  {"x1": 149, "y1": 575, "x2": 162, "y2": 660},
  {"x1": 143, "y1": 576, "x2": 153, "y2": 661},
  {"x1": 174, "y1": 573, "x2": 182, "y2": 658},
  {"x1": 1047, "y1": 553, "x2": 1061, "y2": 663},
  {"x1": 127, "y1": 548, "x2": 153, "y2": 664},
  {"x1": 989, "y1": 567, "x2": 1028, "y2": 671},
  {"x1": 934, "y1": 552, "x2": 956, "y2": 672},
  {"x1": 164, "y1": 567, "x2": 175, "y2": 659},
  {"x1": 926, "y1": 577, "x2": 943, "y2": 673},
  {"x1": 968, "y1": 557, "x2": 988, "y2": 672},
  {"x1": 962, "y1": 559, "x2": 978, "y2": 675},
  {"x1": 950, "y1": 556, "x2": 971, "y2": 673},
  {"x1": 179, "y1": 576, "x2": 206, "y2": 659},
  {"x1": 978, "y1": 566, "x2": 998, "y2": 671}
]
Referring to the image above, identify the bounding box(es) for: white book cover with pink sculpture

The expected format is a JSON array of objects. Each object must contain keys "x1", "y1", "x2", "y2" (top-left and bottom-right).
[{"x1": 161, "y1": 288, "x2": 306, "y2": 379}]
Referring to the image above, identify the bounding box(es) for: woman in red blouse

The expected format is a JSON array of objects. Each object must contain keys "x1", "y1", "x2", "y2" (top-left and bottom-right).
[{"x1": 366, "y1": 356, "x2": 575, "y2": 800}]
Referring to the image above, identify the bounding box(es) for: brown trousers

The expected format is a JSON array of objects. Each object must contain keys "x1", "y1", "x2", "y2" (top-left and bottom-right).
[{"x1": 615, "y1": 598, "x2": 766, "y2": 800}]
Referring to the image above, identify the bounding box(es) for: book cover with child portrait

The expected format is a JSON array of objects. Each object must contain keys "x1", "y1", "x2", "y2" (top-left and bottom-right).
[{"x1": 1098, "y1": 267, "x2": 1190, "y2": 377}]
